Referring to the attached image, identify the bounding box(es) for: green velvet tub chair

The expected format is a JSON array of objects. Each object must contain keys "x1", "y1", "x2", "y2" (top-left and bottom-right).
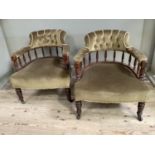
[
  {"x1": 73, "y1": 29, "x2": 155, "y2": 121},
  {"x1": 10, "y1": 29, "x2": 73, "y2": 103}
]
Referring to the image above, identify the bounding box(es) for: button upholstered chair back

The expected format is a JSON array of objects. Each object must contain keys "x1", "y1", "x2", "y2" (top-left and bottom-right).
[
  {"x1": 84, "y1": 30, "x2": 131, "y2": 51},
  {"x1": 29, "y1": 29, "x2": 66, "y2": 48}
]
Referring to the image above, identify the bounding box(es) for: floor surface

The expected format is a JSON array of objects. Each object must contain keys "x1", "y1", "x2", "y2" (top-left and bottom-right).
[{"x1": 0, "y1": 88, "x2": 155, "y2": 135}]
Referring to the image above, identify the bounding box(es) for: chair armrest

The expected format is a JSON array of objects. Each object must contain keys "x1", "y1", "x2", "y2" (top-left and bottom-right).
[
  {"x1": 74, "y1": 48, "x2": 89, "y2": 80},
  {"x1": 11, "y1": 46, "x2": 31, "y2": 70},
  {"x1": 11, "y1": 46, "x2": 30, "y2": 59},
  {"x1": 126, "y1": 47, "x2": 148, "y2": 63},
  {"x1": 74, "y1": 47, "x2": 89, "y2": 63},
  {"x1": 127, "y1": 47, "x2": 148, "y2": 79}
]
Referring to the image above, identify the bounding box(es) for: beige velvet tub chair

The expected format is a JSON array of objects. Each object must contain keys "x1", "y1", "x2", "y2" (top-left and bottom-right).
[
  {"x1": 74, "y1": 29, "x2": 155, "y2": 121},
  {"x1": 10, "y1": 29, "x2": 73, "y2": 103}
]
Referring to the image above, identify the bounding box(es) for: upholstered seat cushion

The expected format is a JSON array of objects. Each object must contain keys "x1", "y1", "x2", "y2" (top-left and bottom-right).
[
  {"x1": 74, "y1": 63, "x2": 155, "y2": 103},
  {"x1": 10, "y1": 58, "x2": 70, "y2": 89}
]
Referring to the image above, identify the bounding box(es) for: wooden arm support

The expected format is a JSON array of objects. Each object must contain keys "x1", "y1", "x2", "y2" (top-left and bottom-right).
[
  {"x1": 139, "y1": 61, "x2": 147, "y2": 79},
  {"x1": 62, "y1": 44, "x2": 70, "y2": 70}
]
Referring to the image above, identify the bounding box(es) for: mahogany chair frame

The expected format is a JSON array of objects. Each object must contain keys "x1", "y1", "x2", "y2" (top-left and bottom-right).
[
  {"x1": 11, "y1": 45, "x2": 73, "y2": 103},
  {"x1": 74, "y1": 48, "x2": 147, "y2": 121}
]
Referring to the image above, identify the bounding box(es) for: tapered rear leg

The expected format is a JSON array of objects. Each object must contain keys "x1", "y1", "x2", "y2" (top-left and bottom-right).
[{"x1": 15, "y1": 88, "x2": 25, "y2": 104}]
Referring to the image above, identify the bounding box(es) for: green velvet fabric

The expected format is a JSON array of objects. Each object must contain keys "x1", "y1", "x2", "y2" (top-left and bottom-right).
[
  {"x1": 74, "y1": 63, "x2": 155, "y2": 103},
  {"x1": 10, "y1": 58, "x2": 70, "y2": 89}
]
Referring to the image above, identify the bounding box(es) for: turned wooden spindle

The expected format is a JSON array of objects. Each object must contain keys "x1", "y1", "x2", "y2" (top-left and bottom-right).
[
  {"x1": 23, "y1": 54, "x2": 26, "y2": 64},
  {"x1": 122, "y1": 51, "x2": 125, "y2": 63},
  {"x1": 96, "y1": 51, "x2": 99, "y2": 62},
  {"x1": 128, "y1": 54, "x2": 132, "y2": 66},
  {"x1": 56, "y1": 47, "x2": 59, "y2": 56},
  {"x1": 113, "y1": 50, "x2": 116, "y2": 61},
  {"x1": 83, "y1": 57, "x2": 86, "y2": 67},
  {"x1": 18, "y1": 57, "x2": 22, "y2": 68},
  {"x1": 49, "y1": 47, "x2": 52, "y2": 56},
  {"x1": 105, "y1": 50, "x2": 107, "y2": 62},
  {"x1": 137, "y1": 63, "x2": 140, "y2": 77},
  {"x1": 28, "y1": 51, "x2": 31, "y2": 61},
  {"x1": 42, "y1": 47, "x2": 45, "y2": 57},
  {"x1": 34, "y1": 48, "x2": 38, "y2": 58},
  {"x1": 133, "y1": 58, "x2": 137, "y2": 70},
  {"x1": 89, "y1": 53, "x2": 91, "y2": 64}
]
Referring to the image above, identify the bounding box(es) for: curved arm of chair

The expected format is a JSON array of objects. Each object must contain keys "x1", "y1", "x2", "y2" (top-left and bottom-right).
[
  {"x1": 74, "y1": 47, "x2": 89, "y2": 80},
  {"x1": 126, "y1": 47, "x2": 148, "y2": 79},
  {"x1": 11, "y1": 46, "x2": 31, "y2": 71},
  {"x1": 74, "y1": 47, "x2": 89, "y2": 63},
  {"x1": 126, "y1": 47, "x2": 148, "y2": 63}
]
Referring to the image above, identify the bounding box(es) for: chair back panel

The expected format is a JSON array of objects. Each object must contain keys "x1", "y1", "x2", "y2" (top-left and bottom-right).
[
  {"x1": 84, "y1": 30, "x2": 130, "y2": 51},
  {"x1": 29, "y1": 29, "x2": 66, "y2": 48}
]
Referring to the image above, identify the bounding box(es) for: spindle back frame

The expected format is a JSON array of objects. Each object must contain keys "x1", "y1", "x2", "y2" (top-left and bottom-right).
[
  {"x1": 75, "y1": 49, "x2": 147, "y2": 81},
  {"x1": 11, "y1": 46, "x2": 69, "y2": 72}
]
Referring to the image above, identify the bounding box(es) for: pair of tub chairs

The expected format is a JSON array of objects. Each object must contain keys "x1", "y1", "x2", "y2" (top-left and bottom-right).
[{"x1": 10, "y1": 29, "x2": 155, "y2": 121}]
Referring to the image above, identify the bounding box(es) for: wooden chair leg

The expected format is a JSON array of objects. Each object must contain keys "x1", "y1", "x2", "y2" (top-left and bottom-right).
[
  {"x1": 137, "y1": 102, "x2": 145, "y2": 121},
  {"x1": 15, "y1": 88, "x2": 25, "y2": 104},
  {"x1": 65, "y1": 88, "x2": 74, "y2": 102},
  {"x1": 75, "y1": 101, "x2": 82, "y2": 120}
]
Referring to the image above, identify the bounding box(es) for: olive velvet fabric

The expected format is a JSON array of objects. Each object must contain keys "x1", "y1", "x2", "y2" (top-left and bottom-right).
[
  {"x1": 11, "y1": 58, "x2": 70, "y2": 89},
  {"x1": 74, "y1": 63, "x2": 154, "y2": 103},
  {"x1": 74, "y1": 30, "x2": 147, "y2": 63},
  {"x1": 74, "y1": 29, "x2": 153, "y2": 104},
  {"x1": 29, "y1": 29, "x2": 66, "y2": 48},
  {"x1": 10, "y1": 29, "x2": 71, "y2": 91}
]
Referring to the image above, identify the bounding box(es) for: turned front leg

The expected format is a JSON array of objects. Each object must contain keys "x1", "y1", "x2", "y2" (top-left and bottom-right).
[
  {"x1": 76, "y1": 101, "x2": 82, "y2": 120},
  {"x1": 65, "y1": 88, "x2": 74, "y2": 102},
  {"x1": 15, "y1": 88, "x2": 25, "y2": 104},
  {"x1": 137, "y1": 102, "x2": 145, "y2": 121}
]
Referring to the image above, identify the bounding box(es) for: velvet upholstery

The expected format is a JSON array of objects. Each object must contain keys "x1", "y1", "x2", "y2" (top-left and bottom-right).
[
  {"x1": 10, "y1": 29, "x2": 71, "y2": 91},
  {"x1": 74, "y1": 29, "x2": 153, "y2": 104},
  {"x1": 75, "y1": 63, "x2": 154, "y2": 103},
  {"x1": 11, "y1": 58, "x2": 70, "y2": 89},
  {"x1": 85, "y1": 30, "x2": 130, "y2": 51},
  {"x1": 74, "y1": 30, "x2": 147, "y2": 63},
  {"x1": 29, "y1": 29, "x2": 66, "y2": 48}
]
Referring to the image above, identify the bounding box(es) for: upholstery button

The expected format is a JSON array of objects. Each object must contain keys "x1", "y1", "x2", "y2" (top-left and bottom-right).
[
  {"x1": 94, "y1": 44, "x2": 97, "y2": 47},
  {"x1": 100, "y1": 44, "x2": 103, "y2": 47}
]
